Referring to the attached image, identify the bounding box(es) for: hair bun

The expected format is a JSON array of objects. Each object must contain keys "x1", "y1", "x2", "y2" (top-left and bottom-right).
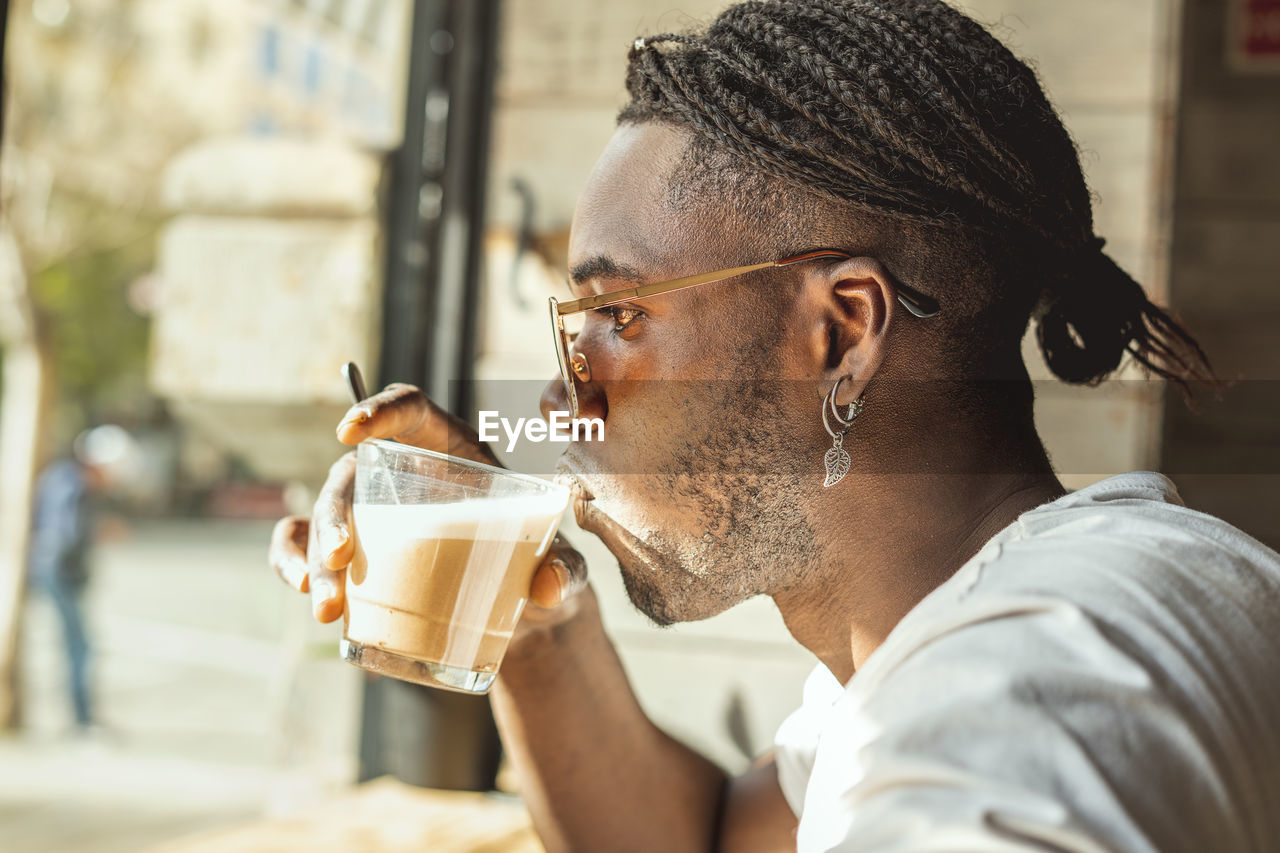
[{"x1": 1035, "y1": 243, "x2": 1147, "y2": 385}]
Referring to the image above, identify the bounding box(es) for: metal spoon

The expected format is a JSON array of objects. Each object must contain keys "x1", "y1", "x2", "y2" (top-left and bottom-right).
[
  {"x1": 342, "y1": 361, "x2": 368, "y2": 405},
  {"x1": 342, "y1": 361, "x2": 400, "y2": 504}
]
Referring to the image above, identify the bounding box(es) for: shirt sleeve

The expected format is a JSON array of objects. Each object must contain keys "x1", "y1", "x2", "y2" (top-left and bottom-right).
[{"x1": 773, "y1": 664, "x2": 845, "y2": 818}]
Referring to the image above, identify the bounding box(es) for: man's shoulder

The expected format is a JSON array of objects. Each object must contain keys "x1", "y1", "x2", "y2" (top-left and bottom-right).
[
  {"x1": 857, "y1": 471, "x2": 1280, "y2": 789},
  {"x1": 892, "y1": 473, "x2": 1273, "y2": 659},
  {"x1": 780, "y1": 474, "x2": 1280, "y2": 850},
  {"x1": 845, "y1": 470, "x2": 1280, "y2": 757},
  {"x1": 1005, "y1": 471, "x2": 1256, "y2": 552},
  {"x1": 957, "y1": 471, "x2": 1279, "y2": 608},
  {"x1": 798, "y1": 476, "x2": 1280, "y2": 850}
]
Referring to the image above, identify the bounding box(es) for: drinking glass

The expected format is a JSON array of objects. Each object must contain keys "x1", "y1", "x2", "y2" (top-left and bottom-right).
[{"x1": 342, "y1": 439, "x2": 569, "y2": 694}]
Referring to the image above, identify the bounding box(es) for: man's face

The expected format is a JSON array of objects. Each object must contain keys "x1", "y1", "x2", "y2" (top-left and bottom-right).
[{"x1": 549, "y1": 123, "x2": 824, "y2": 625}]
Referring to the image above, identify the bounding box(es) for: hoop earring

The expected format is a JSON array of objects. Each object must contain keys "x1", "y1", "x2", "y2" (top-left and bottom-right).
[{"x1": 821, "y1": 378, "x2": 865, "y2": 488}]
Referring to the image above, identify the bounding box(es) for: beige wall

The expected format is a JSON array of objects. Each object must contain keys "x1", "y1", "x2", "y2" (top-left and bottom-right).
[
  {"x1": 1162, "y1": 0, "x2": 1280, "y2": 549},
  {"x1": 478, "y1": 0, "x2": 1184, "y2": 773},
  {"x1": 963, "y1": 0, "x2": 1181, "y2": 489}
]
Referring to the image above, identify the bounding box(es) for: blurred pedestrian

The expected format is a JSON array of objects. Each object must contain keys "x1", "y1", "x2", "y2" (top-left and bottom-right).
[{"x1": 28, "y1": 428, "x2": 117, "y2": 731}]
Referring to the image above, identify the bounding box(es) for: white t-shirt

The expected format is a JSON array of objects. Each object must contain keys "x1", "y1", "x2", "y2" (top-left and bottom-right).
[{"x1": 773, "y1": 472, "x2": 1280, "y2": 852}]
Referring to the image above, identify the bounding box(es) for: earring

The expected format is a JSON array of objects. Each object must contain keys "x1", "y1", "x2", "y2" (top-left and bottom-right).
[{"x1": 821, "y1": 378, "x2": 865, "y2": 488}]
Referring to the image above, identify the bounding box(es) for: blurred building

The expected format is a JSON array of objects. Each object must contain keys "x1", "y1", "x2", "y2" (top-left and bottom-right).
[
  {"x1": 148, "y1": 0, "x2": 410, "y2": 485},
  {"x1": 243, "y1": 0, "x2": 409, "y2": 147}
]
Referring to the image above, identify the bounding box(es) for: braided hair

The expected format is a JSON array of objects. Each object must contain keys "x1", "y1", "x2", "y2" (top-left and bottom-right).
[{"x1": 619, "y1": 0, "x2": 1213, "y2": 390}]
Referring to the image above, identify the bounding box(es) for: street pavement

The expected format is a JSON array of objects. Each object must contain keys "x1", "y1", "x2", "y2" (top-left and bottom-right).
[{"x1": 0, "y1": 518, "x2": 359, "y2": 853}]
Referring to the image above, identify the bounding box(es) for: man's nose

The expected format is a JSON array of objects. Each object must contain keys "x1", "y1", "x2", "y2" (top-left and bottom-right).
[{"x1": 539, "y1": 374, "x2": 608, "y2": 424}]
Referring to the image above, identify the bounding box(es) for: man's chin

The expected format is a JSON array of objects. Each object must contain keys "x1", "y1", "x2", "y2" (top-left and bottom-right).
[
  {"x1": 618, "y1": 559, "x2": 681, "y2": 627},
  {"x1": 569, "y1": 486, "x2": 745, "y2": 626},
  {"x1": 615, "y1": 555, "x2": 730, "y2": 627}
]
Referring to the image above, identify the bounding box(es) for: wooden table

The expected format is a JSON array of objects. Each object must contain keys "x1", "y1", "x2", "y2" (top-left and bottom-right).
[{"x1": 146, "y1": 777, "x2": 544, "y2": 853}]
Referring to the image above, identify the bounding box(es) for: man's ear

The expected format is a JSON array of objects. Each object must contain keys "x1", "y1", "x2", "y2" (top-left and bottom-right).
[{"x1": 812, "y1": 256, "x2": 895, "y2": 406}]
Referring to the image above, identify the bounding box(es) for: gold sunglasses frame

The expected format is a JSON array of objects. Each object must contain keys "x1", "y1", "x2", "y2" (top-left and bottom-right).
[{"x1": 547, "y1": 250, "x2": 940, "y2": 417}]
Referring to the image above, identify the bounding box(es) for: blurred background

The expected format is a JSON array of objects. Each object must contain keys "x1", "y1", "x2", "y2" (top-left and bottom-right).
[{"x1": 0, "y1": 0, "x2": 1276, "y2": 850}]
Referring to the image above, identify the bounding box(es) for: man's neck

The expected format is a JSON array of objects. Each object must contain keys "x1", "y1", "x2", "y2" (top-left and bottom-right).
[{"x1": 772, "y1": 431, "x2": 1064, "y2": 684}]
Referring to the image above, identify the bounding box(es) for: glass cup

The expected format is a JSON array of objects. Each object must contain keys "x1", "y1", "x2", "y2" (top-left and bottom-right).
[{"x1": 341, "y1": 439, "x2": 569, "y2": 694}]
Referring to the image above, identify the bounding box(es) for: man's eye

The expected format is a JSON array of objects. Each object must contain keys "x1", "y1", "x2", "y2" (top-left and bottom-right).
[{"x1": 597, "y1": 306, "x2": 644, "y2": 332}]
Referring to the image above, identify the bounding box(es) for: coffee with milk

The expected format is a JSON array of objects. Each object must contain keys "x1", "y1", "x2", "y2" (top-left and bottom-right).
[{"x1": 345, "y1": 494, "x2": 564, "y2": 678}]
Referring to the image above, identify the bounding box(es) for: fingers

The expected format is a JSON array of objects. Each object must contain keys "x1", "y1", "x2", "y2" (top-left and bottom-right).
[
  {"x1": 528, "y1": 537, "x2": 588, "y2": 609},
  {"x1": 269, "y1": 516, "x2": 311, "y2": 593},
  {"x1": 309, "y1": 453, "x2": 356, "y2": 623},
  {"x1": 334, "y1": 383, "x2": 445, "y2": 447},
  {"x1": 334, "y1": 383, "x2": 500, "y2": 465},
  {"x1": 308, "y1": 521, "x2": 345, "y2": 624},
  {"x1": 267, "y1": 454, "x2": 354, "y2": 624},
  {"x1": 335, "y1": 383, "x2": 426, "y2": 444},
  {"x1": 314, "y1": 454, "x2": 356, "y2": 569}
]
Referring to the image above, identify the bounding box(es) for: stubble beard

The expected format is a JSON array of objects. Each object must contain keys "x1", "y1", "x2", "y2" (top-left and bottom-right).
[{"x1": 616, "y1": 376, "x2": 823, "y2": 626}]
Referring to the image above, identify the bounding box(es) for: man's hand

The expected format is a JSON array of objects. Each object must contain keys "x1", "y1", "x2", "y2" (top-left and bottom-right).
[
  {"x1": 265, "y1": 384, "x2": 788, "y2": 851},
  {"x1": 267, "y1": 382, "x2": 588, "y2": 627}
]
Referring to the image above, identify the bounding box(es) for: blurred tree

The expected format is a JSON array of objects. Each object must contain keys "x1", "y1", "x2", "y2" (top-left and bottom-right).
[
  {"x1": 28, "y1": 212, "x2": 157, "y2": 439},
  {"x1": 3, "y1": 0, "x2": 209, "y2": 429},
  {"x1": 0, "y1": 0, "x2": 244, "y2": 727},
  {"x1": 0, "y1": 229, "x2": 50, "y2": 730}
]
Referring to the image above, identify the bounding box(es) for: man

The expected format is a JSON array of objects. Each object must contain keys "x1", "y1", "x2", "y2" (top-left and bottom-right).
[
  {"x1": 29, "y1": 441, "x2": 102, "y2": 730},
  {"x1": 269, "y1": 1, "x2": 1280, "y2": 850}
]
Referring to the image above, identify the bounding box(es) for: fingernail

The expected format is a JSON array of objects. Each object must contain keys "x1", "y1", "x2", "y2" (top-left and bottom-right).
[
  {"x1": 339, "y1": 410, "x2": 369, "y2": 427},
  {"x1": 336, "y1": 411, "x2": 369, "y2": 437},
  {"x1": 551, "y1": 562, "x2": 572, "y2": 603},
  {"x1": 312, "y1": 596, "x2": 337, "y2": 622},
  {"x1": 324, "y1": 524, "x2": 350, "y2": 558}
]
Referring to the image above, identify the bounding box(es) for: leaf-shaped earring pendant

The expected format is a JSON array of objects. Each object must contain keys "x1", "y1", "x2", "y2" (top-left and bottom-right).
[
  {"x1": 821, "y1": 383, "x2": 865, "y2": 488},
  {"x1": 823, "y1": 433, "x2": 851, "y2": 487}
]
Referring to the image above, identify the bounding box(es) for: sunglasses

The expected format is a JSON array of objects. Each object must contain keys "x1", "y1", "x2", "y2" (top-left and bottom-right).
[{"x1": 547, "y1": 250, "x2": 940, "y2": 417}]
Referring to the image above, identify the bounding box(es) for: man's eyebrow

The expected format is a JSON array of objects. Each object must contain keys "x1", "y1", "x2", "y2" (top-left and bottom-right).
[{"x1": 569, "y1": 255, "x2": 646, "y2": 287}]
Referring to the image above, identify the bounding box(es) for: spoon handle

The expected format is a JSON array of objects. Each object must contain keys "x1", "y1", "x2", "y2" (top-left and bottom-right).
[{"x1": 342, "y1": 361, "x2": 368, "y2": 405}]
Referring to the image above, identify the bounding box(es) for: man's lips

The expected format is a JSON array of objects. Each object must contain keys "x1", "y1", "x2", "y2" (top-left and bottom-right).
[
  {"x1": 553, "y1": 461, "x2": 597, "y2": 530},
  {"x1": 554, "y1": 458, "x2": 656, "y2": 565},
  {"x1": 571, "y1": 492, "x2": 654, "y2": 565},
  {"x1": 554, "y1": 458, "x2": 596, "y2": 501}
]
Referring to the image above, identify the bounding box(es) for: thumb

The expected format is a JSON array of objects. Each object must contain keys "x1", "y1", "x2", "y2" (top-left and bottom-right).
[{"x1": 528, "y1": 537, "x2": 587, "y2": 608}]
